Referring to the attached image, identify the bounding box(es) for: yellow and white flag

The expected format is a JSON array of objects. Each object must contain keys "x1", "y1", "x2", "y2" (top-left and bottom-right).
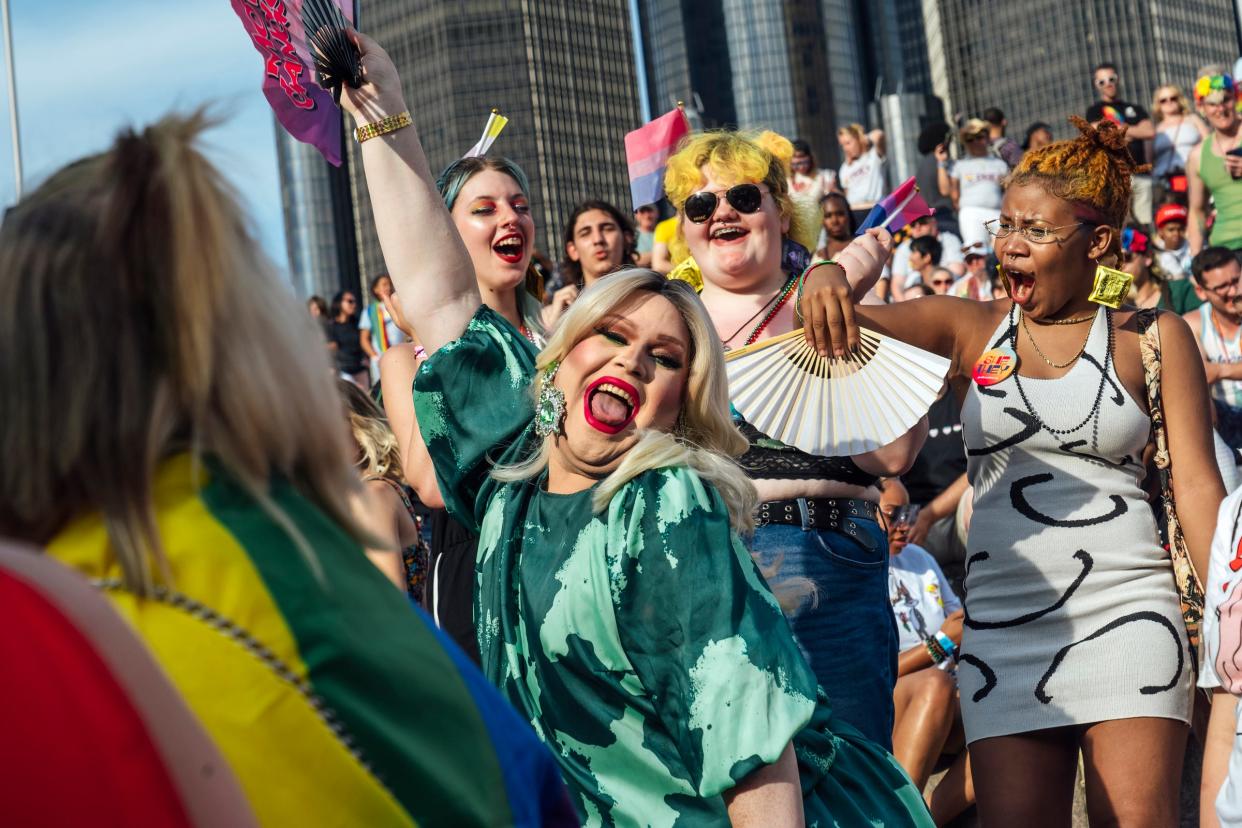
[{"x1": 463, "y1": 110, "x2": 509, "y2": 158}]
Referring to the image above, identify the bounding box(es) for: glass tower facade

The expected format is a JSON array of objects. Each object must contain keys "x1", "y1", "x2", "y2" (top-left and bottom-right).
[
  {"x1": 275, "y1": 123, "x2": 342, "y2": 300},
  {"x1": 343, "y1": 0, "x2": 642, "y2": 281},
  {"x1": 927, "y1": 0, "x2": 1240, "y2": 140},
  {"x1": 637, "y1": 0, "x2": 838, "y2": 169}
]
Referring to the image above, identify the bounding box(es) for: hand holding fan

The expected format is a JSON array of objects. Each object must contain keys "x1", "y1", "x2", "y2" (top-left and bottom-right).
[
  {"x1": 230, "y1": 0, "x2": 359, "y2": 165},
  {"x1": 300, "y1": 0, "x2": 362, "y2": 103},
  {"x1": 725, "y1": 327, "x2": 950, "y2": 456}
]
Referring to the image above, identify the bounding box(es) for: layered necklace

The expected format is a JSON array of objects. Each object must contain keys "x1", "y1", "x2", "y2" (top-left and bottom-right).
[
  {"x1": 718, "y1": 275, "x2": 798, "y2": 350},
  {"x1": 1009, "y1": 304, "x2": 1113, "y2": 444}
]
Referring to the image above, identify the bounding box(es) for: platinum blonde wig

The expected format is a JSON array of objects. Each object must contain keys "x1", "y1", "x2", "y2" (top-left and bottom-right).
[{"x1": 493, "y1": 268, "x2": 758, "y2": 532}]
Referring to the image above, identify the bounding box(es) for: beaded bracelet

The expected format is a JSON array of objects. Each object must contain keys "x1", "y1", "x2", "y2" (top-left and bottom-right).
[
  {"x1": 795, "y1": 259, "x2": 839, "y2": 322},
  {"x1": 934, "y1": 631, "x2": 956, "y2": 660},
  {"x1": 925, "y1": 637, "x2": 946, "y2": 665},
  {"x1": 355, "y1": 111, "x2": 413, "y2": 143}
]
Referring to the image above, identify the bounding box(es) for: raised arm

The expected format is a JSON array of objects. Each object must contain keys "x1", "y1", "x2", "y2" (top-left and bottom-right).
[
  {"x1": 798, "y1": 253, "x2": 988, "y2": 375},
  {"x1": 340, "y1": 32, "x2": 480, "y2": 353},
  {"x1": 1187, "y1": 145, "x2": 1208, "y2": 255}
]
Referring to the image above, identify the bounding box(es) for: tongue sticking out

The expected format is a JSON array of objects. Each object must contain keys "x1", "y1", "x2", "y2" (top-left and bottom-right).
[{"x1": 589, "y1": 390, "x2": 630, "y2": 426}]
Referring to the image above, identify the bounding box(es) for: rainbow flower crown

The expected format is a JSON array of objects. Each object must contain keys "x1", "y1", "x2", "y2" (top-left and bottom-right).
[{"x1": 1195, "y1": 74, "x2": 1235, "y2": 102}]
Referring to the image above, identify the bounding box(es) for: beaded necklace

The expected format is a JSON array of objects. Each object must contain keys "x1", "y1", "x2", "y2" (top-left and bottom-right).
[
  {"x1": 719, "y1": 275, "x2": 798, "y2": 350},
  {"x1": 1009, "y1": 305, "x2": 1113, "y2": 444},
  {"x1": 742, "y1": 276, "x2": 799, "y2": 347}
]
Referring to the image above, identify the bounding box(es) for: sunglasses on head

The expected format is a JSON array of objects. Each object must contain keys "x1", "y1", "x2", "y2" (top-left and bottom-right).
[
  {"x1": 1096, "y1": 75, "x2": 1117, "y2": 86},
  {"x1": 684, "y1": 183, "x2": 765, "y2": 223}
]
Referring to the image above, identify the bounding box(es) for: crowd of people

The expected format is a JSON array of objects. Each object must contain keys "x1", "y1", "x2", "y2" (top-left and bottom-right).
[{"x1": 9, "y1": 22, "x2": 1242, "y2": 827}]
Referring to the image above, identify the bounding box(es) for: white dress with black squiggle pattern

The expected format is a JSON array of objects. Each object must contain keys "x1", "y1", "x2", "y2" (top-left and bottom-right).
[{"x1": 959, "y1": 306, "x2": 1191, "y2": 742}]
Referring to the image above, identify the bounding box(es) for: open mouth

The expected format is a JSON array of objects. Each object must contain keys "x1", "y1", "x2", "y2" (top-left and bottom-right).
[
  {"x1": 1005, "y1": 269, "x2": 1036, "y2": 306},
  {"x1": 710, "y1": 224, "x2": 748, "y2": 244},
  {"x1": 493, "y1": 233, "x2": 525, "y2": 264},
  {"x1": 584, "y1": 376, "x2": 640, "y2": 434}
]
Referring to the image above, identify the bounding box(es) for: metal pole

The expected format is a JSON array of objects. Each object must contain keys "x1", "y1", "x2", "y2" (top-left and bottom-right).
[
  {"x1": 1, "y1": 0, "x2": 21, "y2": 201},
  {"x1": 627, "y1": 0, "x2": 651, "y2": 123}
]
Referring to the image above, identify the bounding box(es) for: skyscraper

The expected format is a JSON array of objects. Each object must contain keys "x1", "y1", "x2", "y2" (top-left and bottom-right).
[
  {"x1": 345, "y1": 0, "x2": 642, "y2": 281},
  {"x1": 274, "y1": 125, "x2": 343, "y2": 300},
  {"x1": 925, "y1": 0, "x2": 1240, "y2": 140},
  {"x1": 636, "y1": 0, "x2": 838, "y2": 169}
]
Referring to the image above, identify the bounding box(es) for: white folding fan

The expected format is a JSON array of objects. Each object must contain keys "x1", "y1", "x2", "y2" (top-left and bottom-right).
[{"x1": 725, "y1": 327, "x2": 950, "y2": 456}]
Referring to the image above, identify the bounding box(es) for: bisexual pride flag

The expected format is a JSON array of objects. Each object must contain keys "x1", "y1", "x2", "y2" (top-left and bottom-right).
[
  {"x1": 625, "y1": 108, "x2": 690, "y2": 211},
  {"x1": 856, "y1": 177, "x2": 933, "y2": 235}
]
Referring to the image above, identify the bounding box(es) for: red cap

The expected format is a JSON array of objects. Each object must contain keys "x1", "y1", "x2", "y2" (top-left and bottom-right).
[{"x1": 1155, "y1": 203, "x2": 1188, "y2": 227}]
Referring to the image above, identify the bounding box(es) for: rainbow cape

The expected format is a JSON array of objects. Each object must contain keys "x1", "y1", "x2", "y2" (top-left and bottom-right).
[{"x1": 46, "y1": 454, "x2": 574, "y2": 827}]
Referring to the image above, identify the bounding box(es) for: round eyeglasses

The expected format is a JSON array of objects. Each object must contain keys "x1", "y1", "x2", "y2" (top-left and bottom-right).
[{"x1": 985, "y1": 219, "x2": 1089, "y2": 244}]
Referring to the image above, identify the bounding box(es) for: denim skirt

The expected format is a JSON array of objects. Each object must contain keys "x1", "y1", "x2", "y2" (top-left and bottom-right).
[{"x1": 750, "y1": 511, "x2": 897, "y2": 749}]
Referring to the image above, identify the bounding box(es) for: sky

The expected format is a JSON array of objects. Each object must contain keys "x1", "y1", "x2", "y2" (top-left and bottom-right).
[{"x1": 0, "y1": 0, "x2": 289, "y2": 274}]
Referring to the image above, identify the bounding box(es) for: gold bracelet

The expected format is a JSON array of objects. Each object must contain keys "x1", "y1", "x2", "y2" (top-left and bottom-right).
[{"x1": 355, "y1": 111, "x2": 412, "y2": 143}]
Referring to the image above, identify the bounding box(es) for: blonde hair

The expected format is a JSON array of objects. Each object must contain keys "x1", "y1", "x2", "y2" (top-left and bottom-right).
[
  {"x1": 837, "y1": 123, "x2": 867, "y2": 143},
  {"x1": 0, "y1": 111, "x2": 366, "y2": 594},
  {"x1": 339, "y1": 379, "x2": 403, "y2": 481},
  {"x1": 1152, "y1": 84, "x2": 1191, "y2": 123},
  {"x1": 664, "y1": 130, "x2": 820, "y2": 257},
  {"x1": 492, "y1": 269, "x2": 757, "y2": 533}
]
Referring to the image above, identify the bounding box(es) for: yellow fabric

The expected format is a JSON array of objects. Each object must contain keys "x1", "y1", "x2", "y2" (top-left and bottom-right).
[
  {"x1": 653, "y1": 216, "x2": 678, "y2": 245},
  {"x1": 46, "y1": 455, "x2": 416, "y2": 828},
  {"x1": 666, "y1": 256, "x2": 703, "y2": 292}
]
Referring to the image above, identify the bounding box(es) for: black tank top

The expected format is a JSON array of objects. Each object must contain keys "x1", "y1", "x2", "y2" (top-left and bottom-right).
[{"x1": 735, "y1": 417, "x2": 878, "y2": 488}]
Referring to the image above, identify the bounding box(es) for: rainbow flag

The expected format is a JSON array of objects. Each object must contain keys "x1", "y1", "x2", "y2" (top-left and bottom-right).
[
  {"x1": 625, "y1": 107, "x2": 690, "y2": 210},
  {"x1": 46, "y1": 454, "x2": 575, "y2": 827},
  {"x1": 855, "y1": 177, "x2": 932, "y2": 235},
  {"x1": 231, "y1": 0, "x2": 351, "y2": 166},
  {"x1": 464, "y1": 110, "x2": 509, "y2": 158}
]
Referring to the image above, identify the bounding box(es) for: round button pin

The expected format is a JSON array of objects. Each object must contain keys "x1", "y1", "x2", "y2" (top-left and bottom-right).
[{"x1": 973, "y1": 346, "x2": 1018, "y2": 387}]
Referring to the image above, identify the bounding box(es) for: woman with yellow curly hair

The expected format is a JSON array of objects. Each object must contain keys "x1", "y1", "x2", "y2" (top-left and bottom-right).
[
  {"x1": 664, "y1": 130, "x2": 929, "y2": 750},
  {"x1": 798, "y1": 116, "x2": 1226, "y2": 824}
]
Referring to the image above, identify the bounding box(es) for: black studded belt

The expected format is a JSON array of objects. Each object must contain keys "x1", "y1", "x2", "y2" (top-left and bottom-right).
[{"x1": 755, "y1": 497, "x2": 879, "y2": 531}]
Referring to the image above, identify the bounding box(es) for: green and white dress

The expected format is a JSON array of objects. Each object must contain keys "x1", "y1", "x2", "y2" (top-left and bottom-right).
[{"x1": 415, "y1": 307, "x2": 932, "y2": 827}]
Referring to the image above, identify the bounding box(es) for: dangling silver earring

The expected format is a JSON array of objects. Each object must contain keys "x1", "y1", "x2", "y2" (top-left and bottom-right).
[{"x1": 534, "y1": 361, "x2": 566, "y2": 438}]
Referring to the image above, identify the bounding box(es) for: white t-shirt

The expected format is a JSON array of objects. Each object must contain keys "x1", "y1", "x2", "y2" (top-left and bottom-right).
[
  {"x1": 1155, "y1": 239, "x2": 1193, "y2": 280},
  {"x1": 1153, "y1": 120, "x2": 1202, "y2": 178},
  {"x1": 949, "y1": 156, "x2": 1009, "y2": 210},
  {"x1": 358, "y1": 303, "x2": 409, "y2": 351},
  {"x1": 889, "y1": 543, "x2": 962, "y2": 660},
  {"x1": 839, "y1": 147, "x2": 886, "y2": 208},
  {"x1": 1198, "y1": 490, "x2": 1242, "y2": 825},
  {"x1": 891, "y1": 231, "x2": 965, "y2": 289},
  {"x1": 788, "y1": 169, "x2": 838, "y2": 205}
]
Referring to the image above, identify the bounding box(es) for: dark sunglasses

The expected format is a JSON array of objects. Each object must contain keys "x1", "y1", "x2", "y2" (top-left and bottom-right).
[
  {"x1": 684, "y1": 183, "x2": 765, "y2": 223},
  {"x1": 1158, "y1": 96, "x2": 1178, "y2": 104}
]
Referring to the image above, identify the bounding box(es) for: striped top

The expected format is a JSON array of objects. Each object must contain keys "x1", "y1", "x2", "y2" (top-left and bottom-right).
[
  {"x1": 47, "y1": 454, "x2": 573, "y2": 827},
  {"x1": 1199, "y1": 307, "x2": 1242, "y2": 408}
]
